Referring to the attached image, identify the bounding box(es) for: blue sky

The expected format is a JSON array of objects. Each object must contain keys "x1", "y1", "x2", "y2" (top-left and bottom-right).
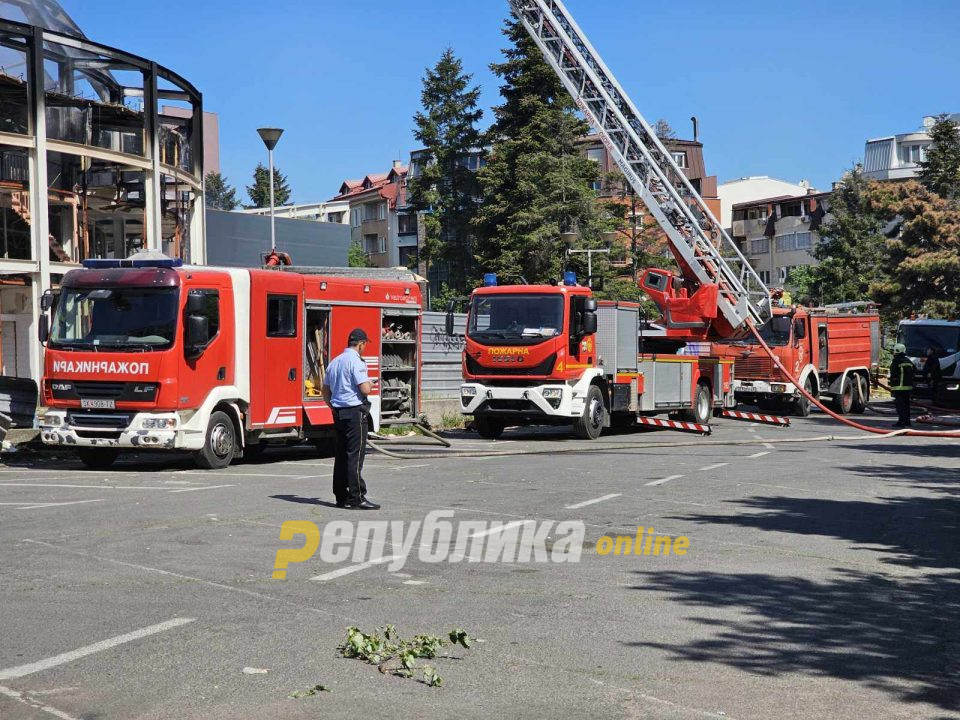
[{"x1": 68, "y1": 0, "x2": 960, "y2": 205}]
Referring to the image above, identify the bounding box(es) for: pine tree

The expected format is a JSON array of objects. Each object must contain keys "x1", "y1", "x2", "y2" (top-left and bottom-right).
[
  {"x1": 866, "y1": 180, "x2": 960, "y2": 319},
  {"x1": 802, "y1": 166, "x2": 888, "y2": 304},
  {"x1": 408, "y1": 48, "x2": 484, "y2": 293},
  {"x1": 473, "y1": 17, "x2": 613, "y2": 286},
  {"x1": 204, "y1": 171, "x2": 239, "y2": 211},
  {"x1": 918, "y1": 114, "x2": 960, "y2": 201},
  {"x1": 247, "y1": 163, "x2": 292, "y2": 208}
]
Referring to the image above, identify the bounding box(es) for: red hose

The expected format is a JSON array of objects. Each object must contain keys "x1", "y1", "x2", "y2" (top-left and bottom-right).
[{"x1": 746, "y1": 320, "x2": 960, "y2": 438}]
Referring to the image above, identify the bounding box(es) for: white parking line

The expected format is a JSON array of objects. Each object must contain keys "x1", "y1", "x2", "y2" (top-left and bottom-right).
[
  {"x1": 310, "y1": 555, "x2": 398, "y2": 582},
  {"x1": 0, "y1": 685, "x2": 82, "y2": 720},
  {"x1": 565, "y1": 493, "x2": 622, "y2": 510},
  {"x1": 697, "y1": 462, "x2": 728, "y2": 472},
  {"x1": 763, "y1": 443, "x2": 775, "y2": 449},
  {"x1": 747, "y1": 451, "x2": 771, "y2": 459},
  {"x1": 469, "y1": 519, "x2": 534, "y2": 538},
  {"x1": 0, "y1": 483, "x2": 169, "y2": 491},
  {"x1": 18, "y1": 499, "x2": 107, "y2": 511},
  {"x1": 0, "y1": 618, "x2": 194, "y2": 681},
  {"x1": 645, "y1": 474, "x2": 684, "y2": 487},
  {"x1": 169, "y1": 484, "x2": 235, "y2": 494}
]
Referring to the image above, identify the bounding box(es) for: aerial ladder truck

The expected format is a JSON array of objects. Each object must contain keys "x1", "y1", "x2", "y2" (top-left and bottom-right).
[{"x1": 453, "y1": 0, "x2": 776, "y2": 439}]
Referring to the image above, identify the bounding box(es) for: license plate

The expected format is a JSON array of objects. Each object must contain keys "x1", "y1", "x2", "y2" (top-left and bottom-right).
[{"x1": 81, "y1": 398, "x2": 115, "y2": 409}]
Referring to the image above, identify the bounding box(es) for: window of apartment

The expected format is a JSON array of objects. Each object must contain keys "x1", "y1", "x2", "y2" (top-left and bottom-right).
[
  {"x1": 900, "y1": 143, "x2": 929, "y2": 165},
  {"x1": 733, "y1": 209, "x2": 747, "y2": 222},
  {"x1": 363, "y1": 203, "x2": 378, "y2": 222},
  {"x1": 746, "y1": 206, "x2": 768, "y2": 221},
  {"x1": 326, "y1": 211, "x2": 344, "y2": 224},
  {"x1": 751, "y1": 238, "x2": 770, "y2": 255},
  {"x1": 586, "y1": 148, "x2": 605, "y2": 191},
  {"x1": 351, "y1": 208, "x2": 362, "y2": 227},
  {"x1": 758, "y1": 270, "x2": 771, "y2": 285},
  {"x1": 775, "y1": 232, "x2": 815, "y2": 253},
  {"x1": 779, "y1": 266, "x2": 795, "y2": 283},
  {"x1": 364, "y1": 234, "x2": 385, "y2": 255},
  {"x1": 398, "y1": 245, "x2": 418, "y2": 269},
  {"x1": 671, "y1": 151, "x2": 687, "y2": 168},
  {"x1": 267, "y1": 295, "x2": 297, "y2": 337},
  {"x1": 780, "y1": 201, "x2": 803, "y2": 218},
  {"x1": 379, "y1": 202, "x2": 387, "y2": 221},
  {"x1": 398, "y1": 213, "x2": 418, "y2": 235}
]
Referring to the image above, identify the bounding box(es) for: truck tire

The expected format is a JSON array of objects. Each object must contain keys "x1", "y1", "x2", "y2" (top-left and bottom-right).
[
  {"x1": 195, "y1": 410, "x2": 236, "y2": 469},
  {"x1": 683, "y1": 382, "x2": 712, "y2": 425},
  {"x1": 573, "y1": 385, "x2": 605, "y2": 440},
  {"x1": 831, "y1": 378, "x2": 855, "y2": 415},
  {"x1": 794, "y1": 377, "x2": 814, "y2": 417},
  {"x1": 475, "y1": 416, "x2": 505, "y2": 440},
  {"x1": 77, "y1": 447, "x2": 119, "y2": 470},
  {"x1": 850, "y1": 374, "x2": 868, "y2": 414}
]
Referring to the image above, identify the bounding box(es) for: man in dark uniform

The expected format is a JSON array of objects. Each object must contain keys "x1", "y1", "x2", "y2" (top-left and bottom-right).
[
  {"x1": 322, "y1": 328, "x2": 380, "y2": 509},
  {"x1": 889, "y1": 343, "x2": 915, "y2": 428}
]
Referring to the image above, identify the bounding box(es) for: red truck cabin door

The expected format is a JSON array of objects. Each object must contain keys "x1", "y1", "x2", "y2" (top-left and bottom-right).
[{"x1": 249, "y1": 273, "x2": 303, "y2": 429}]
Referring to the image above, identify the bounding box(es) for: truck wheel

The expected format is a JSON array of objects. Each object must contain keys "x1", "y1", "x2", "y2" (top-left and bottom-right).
[
  {"x1": 831, "y1": 378, "x2": 855, "y2": 415},
  {"x1": 475, "y1": 416, "x2": 505, "y2": 440},
  {"x1": 195, "y1": 411, "x2": 236, "y2": 469},
  {"x1": 77, "y1": 447, "x2": 119, "y2": 470},
  {"x1": 794, "y1": 377, "x2": 814, "y2": 417},
  {"x1": 850, "y1": 374, "x2": 868, "y2": 414},
  {"x1": 573, "y1": 385, "x2": 605, "y2": 440},
  {"x1": 683, "y1": 382, "x2": 713, "y2": 425}
]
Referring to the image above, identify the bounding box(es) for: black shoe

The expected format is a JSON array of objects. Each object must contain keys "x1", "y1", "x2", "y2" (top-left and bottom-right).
[
  {"x1": 335, "y1": 500, "x2": 352, "y2": 508},
  {"x1": 351, "y1": 497, "x2": 380, "y2": 510}
]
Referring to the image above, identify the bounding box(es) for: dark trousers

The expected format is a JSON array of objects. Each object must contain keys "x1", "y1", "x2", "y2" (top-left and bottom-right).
[
  {"x1": 332, "y1": 406, "x2": 368, "y2": 503},
  {"x1": 892, "y1": 390, "x2": 912, "y2": 426}
]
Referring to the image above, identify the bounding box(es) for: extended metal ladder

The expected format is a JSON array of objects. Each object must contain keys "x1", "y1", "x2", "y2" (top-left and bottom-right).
[{"x1": 509, "y1": 0, "x2": 771, "y2": 334}]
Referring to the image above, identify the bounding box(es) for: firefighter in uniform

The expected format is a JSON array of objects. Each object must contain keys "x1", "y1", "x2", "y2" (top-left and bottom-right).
[
  {"x1": 322, "y1": 328, "x2": 380, "y2": 509},
  {"x1": 889, "y1": 343, "x2": 915, "y2": 428}
]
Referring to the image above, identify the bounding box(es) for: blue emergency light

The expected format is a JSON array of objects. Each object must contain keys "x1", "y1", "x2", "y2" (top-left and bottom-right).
[
  {"x1": 563, "y1": 271, "x2": 577, "y2": 286},
  {"x1": 483, "y1": 273, "x2": 498, "y2": 287},
  {"x1": 82, "y1": 258, "x2": 183, "y2": 269}
]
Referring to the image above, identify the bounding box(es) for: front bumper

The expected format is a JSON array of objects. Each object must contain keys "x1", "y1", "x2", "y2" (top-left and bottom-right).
[
  {"x1": 38, "y1": 409, "x2": 180, "y2": 450},
  {"x1": 459, "y1": 382, "x2": 582, "y2": 419},
  {"x1": 733, "y1": 379, "x2": 796, "y2": 398}
]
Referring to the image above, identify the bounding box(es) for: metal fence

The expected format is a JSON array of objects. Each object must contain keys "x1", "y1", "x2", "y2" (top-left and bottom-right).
[{"x1": 422, "y1": 312, "x2": 466, "y2": 400}]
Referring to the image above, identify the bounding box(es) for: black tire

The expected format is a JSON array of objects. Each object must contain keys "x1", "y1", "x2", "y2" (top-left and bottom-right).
[
  {"x1": 475, "y1": 416, "x2": 505, "y2": 440},
  {"x1": 573, "y1": 385, "x2": 605, "y2": 440},
  {"x1": 793, "y1": 376, "x2": 814, "y2": 417},
  {"x1": 831, "y1": 378, "x2": 855, "y2": 415},
  {"x1": 195, "y1": 410, "x2": 237, "y2": 469},
  {"x1": 850, "y1": 374, "x2": 868, "y2": 414},
  {"x1": 77, "y1": 447, "x2": 119, "y2": 469},
  {"x1": 683, "y1": 382, "x2": 713, "y2": 425}
]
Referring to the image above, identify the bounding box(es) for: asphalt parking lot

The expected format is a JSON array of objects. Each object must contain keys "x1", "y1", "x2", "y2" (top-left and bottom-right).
[{"x1": 1, "y1": 409, "x2": 958, "y2": 719}]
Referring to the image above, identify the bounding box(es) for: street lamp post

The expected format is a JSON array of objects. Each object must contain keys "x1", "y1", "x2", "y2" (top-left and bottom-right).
[
  {"x1": 257, "y1": 127, "x2": 284, "y2": 252},
  {"x1": 566, "y1": 247, "x2": 611, "y2": 286}
]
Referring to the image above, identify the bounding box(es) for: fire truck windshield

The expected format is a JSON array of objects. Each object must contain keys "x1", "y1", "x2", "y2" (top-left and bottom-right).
[
  {"x1": 898, "y1": 324, "x2": 960, "y2": 359},
  {"x1": 50, "y1": 287, "x2": 179, "y2": 351},
  {"x1": 756, "y1": 316, "x2": 792, "y2": 347},
  {"x1": 468, "y1": 294, "x2": 564, "y2": 342}
]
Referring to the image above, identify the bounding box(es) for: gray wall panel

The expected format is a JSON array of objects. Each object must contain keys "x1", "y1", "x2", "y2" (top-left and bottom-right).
[{"x1": 422, "y1": 311, "x2": 466, "y2": 399}]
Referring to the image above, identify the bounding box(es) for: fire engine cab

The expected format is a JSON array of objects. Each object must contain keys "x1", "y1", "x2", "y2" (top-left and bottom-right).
[{"x1": 37, "y1": 256, "x2": 423, "y2": 469}]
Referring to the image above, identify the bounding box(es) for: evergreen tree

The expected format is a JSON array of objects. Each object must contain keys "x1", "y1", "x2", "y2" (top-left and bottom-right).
[
  {"x1": 473, "y1": 17, "x2": 613, "y2": 286},
  {"x1": 866, "y1": 180, "x2": 960, "y2": 319},
  {"x1": 247, "y1": 163, "x2": 291, "y2": 208},
  {"x1": 918, "y1": 114, "x2": 960, "y2": 201},
  {"x1": 408, "y1": 48, "x2": 484, "y2": 293},
  {"x1": 204, "y1": 171, "x2": 240, "y2": 211},
  {"x1": 348, "y1": 238, "x2": 372, "y2": 268},
  {"x1": 802, "y1": 166, "x2": 888, "y2": 304}
]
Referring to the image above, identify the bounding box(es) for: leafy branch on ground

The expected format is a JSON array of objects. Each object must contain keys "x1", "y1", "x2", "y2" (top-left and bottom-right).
[
  {"x1": 337, "y1": 625, "x2": 474, "y2": 687},
  {"x1": 288, "y1": 684, "x2": 332, "y2": 699}
]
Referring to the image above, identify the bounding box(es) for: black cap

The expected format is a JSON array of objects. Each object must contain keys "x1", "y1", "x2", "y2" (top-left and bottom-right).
[{"x1": 348, "y1": 328, "x2": 369, "y2": 344}]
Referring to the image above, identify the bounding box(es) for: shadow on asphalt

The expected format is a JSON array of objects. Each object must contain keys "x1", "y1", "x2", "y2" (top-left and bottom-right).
[
  {"x1": 270, "y1": 494, "x2": 339, "y2": 508},
  {"x1": 627, "y1": 455, "x2": 960, "y2": 712}
]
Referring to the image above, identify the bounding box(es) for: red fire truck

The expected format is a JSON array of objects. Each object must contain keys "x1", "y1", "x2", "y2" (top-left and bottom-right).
[
  {"x1": 451, "y1": 272, "x2": 736, "y2": 439},
  {"x1": 713, "y1": 304, "x2": 880, "y2": 416},
  {"x1": 37, "y1": 257, "x2": 423, "y2": 469}
]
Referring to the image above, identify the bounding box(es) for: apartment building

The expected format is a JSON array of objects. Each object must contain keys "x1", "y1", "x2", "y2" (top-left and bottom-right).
[
  {"x1": 730, "y1": 191, "x2": 830, "y2": 287},
  {"x1": 863, "y1": 113, "x2": 959, "y2": 181},
  {"x1": 332, "y1": 161, "x2": 415, "y2": 269},
  {"x1": 717, "y1": 176, "x2": 813, "y2": 230}
]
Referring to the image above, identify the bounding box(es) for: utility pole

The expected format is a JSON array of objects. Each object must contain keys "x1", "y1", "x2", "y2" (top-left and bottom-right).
[{"x1": 257, "y1": 128, "x2": 284, "y2": 252}]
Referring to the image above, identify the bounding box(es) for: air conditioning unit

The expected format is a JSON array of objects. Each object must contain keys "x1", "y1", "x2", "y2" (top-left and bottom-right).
[{"x1": 800, "y1": 215, "x2": 810, "y2": 223}]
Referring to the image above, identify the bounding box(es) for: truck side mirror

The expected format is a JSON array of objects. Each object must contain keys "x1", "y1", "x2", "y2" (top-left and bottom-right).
[
  {"x1": 583, "y1": 298, "x2": 598, "y2": 313},
  {"x1": 38, "y1": 314, "x2": 49, "y2": 344},
  {"x1": 185, "y1": 315, "x2": 210, "y2": 358},
  {"x1": 794, "y1": 318, "x2": 806, "y2": 340},
  {"x1": 40, "y1": 290, "x2": 55, "y2": 311},
  {"x1": 582, "y1": 311, "x2": 598, "y2": 335},
  {"x1": 186, "y1": 291, "x2": 205, "y2": 314},
  {"x1": 445, "y1": 300, "x2": 456, "y2": 336}
]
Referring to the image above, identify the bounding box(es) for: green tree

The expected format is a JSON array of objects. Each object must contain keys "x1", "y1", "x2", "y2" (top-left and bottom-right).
[
  {"x1": 802, "y1": 166, "x2": 888, "y2": 304},
  {"x1": 246, "y1": 162, "x2": 291, "y2": 209},
  {"x1": 473, "y1": 17, "x2": 614, "y2": 287},
  {"x1": 918, "y1": 114, "x2": 960, "y2": 201},
  {"x1": 347, "y1": 238, "x2": 372, "y2": 268},
  {"x1": 408, "y1": 48, "x2": 484, "y2": 293},
  {"x1": 866, "y1": 180, "x2": 960, "y2": 319},
  {"x1": 204, "y1": 171, "x2": 239, "y2": 210}
]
